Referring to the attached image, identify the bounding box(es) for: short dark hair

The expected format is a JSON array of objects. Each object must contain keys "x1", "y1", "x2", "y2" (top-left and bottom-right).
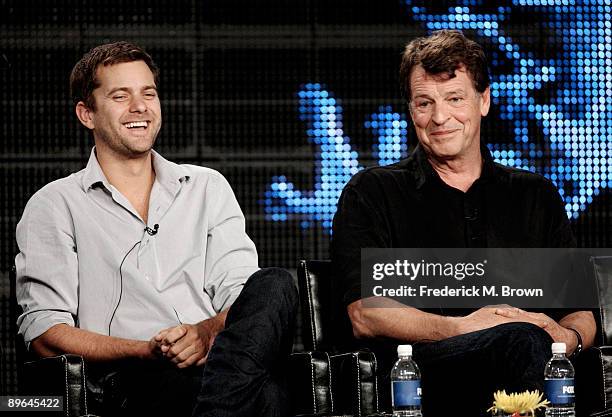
[
  {"x1": 69, "y1": 41, "x2": 159, "y2": 110},
  {"x1": 399, "y1": 30, "x2": 490, "y2": 100}
]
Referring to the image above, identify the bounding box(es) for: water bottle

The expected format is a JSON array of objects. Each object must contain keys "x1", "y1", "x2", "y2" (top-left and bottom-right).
[
  {"x1": 391, "y1": 344, "x2": 422, "y2": 417},
  {"x1": 544, "y1": 342, "x2": 575, "y2": 417}
]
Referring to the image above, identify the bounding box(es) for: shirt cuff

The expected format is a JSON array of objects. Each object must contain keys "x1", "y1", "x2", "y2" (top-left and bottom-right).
[{"x1": 18, "y1": 310, "x2": 75, "y2": 348}]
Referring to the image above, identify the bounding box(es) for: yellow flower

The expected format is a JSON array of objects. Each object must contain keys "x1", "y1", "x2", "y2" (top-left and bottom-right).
[{"x1": 487, "y1": 390, "x2": 550, "y2": 415}]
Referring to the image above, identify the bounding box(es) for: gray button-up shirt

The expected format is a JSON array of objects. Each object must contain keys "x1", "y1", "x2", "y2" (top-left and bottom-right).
[{"x1": 15, "y1": 149, "x2": 259, "y2": 344}]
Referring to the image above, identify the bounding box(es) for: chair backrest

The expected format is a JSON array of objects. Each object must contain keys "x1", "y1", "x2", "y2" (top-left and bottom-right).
[
  {"x1": 593, "y1": 256, "x2": 612, "y2": 345},
  {"x1": 297, "y1": 259, "x2": 355, "y2": 353},
  {"x1": 298, "y1": 260, "x2": 333, "y2": 352}
]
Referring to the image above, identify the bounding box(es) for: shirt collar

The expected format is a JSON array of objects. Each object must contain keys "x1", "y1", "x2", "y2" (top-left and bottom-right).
[
  {"x1": 479, "y1": 144, "x2": 497, "y2": 180},
  {"x1": 81, "y1": 147, "x2": 108, "y2": 191},
  {"x1": 151, "y1": 150, "x2": 190, "y2": 196},
  {"x1": 413, "y1": 141, "x2": 498, "y2": 190},
  {"x1": 413, "y1": 144, "x2": 437, "y2": 189},
  {"x1": 81, "y1": 147, "x2": 190, "y2": 194}
]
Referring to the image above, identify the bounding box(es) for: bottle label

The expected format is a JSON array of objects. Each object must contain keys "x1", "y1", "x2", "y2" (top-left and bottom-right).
[
  {"x1": 545, "y1": 378, "x2": 575, "y2": 405},
  {"x1": 392, "y1": 380, "x2": 422, "y2": 407}
]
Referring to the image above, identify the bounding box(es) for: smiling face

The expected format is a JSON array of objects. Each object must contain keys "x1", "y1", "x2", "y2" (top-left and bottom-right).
[
  {"x1": 76, "y1": 60, "x2": 162, "y2": 159},
  {"x1": 409, "y1": 65, "x2": 490, "y2": 163}
]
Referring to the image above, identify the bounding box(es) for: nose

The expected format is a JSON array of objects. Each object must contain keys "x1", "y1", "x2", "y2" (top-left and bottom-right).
[
  {"x1": 431, "y1": 102, "x2": 450, "y2": 125},
  {"x1": 129, "y1": 94, "x2": 147, "y2": 113}
]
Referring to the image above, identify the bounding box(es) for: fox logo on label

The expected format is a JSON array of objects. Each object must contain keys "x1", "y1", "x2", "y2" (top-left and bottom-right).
[
  {"x1": 417, "y1": 387, "x2": 422, "y2": 396},
  {"x1": 562, "y1": 386, "x2": 574, "y2": 395}
]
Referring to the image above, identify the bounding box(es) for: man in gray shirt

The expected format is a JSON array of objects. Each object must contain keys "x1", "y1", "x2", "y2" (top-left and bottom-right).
[{"x1": 15, "y1": 41, "x2": 297, "y2": 417}]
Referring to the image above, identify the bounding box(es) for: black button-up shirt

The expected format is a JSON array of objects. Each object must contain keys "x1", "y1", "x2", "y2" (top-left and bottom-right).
[{"x1": 331, "y1": 143, "x2": 576, "y2": 311}]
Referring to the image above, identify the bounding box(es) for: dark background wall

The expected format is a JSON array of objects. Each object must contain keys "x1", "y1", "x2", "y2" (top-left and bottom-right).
[{"x1": 2, "y1": 0, "x2": 611, "y2": 393}]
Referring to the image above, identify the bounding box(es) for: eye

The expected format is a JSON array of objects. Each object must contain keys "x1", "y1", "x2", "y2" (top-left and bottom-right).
[
  {"x1": 448, "y1": 97, "x2": 464, "y2": 104},
  {"x1": 144, "y1": 91, "x2": 157, "y2": 98},
  {"x1": 112, "y1": 94, "x2": 128, "y2": 101}
]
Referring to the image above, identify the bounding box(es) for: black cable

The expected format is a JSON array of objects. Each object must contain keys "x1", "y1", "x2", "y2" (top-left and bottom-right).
[{"x1": 108, "y1": 241, "x2": 141, "y2": 336}]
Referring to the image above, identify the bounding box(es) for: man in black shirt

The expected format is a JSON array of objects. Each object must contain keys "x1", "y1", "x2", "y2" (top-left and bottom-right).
[{"x1": 330, "y1": 30, "x2": 596, "y2": 415}]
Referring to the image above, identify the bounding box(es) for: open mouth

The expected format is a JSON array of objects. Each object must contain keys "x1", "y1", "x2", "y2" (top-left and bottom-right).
[{"x1": 123, "y1": 121, "x2": 149, "y2": 130}]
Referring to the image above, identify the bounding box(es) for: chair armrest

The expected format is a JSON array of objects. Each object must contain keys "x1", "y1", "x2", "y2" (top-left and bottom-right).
[
  {"x1": 576, "y1": 346, "x2": 612, "y2": 417},
  {"x1": 293, "y1": 413, "x2": 386, "y2": 417},
  {"x1": 21, "y1": 354, "x2": 89, "y2": 417},
  {"x1": 329, "y1": 350, "x2": 379, "y2": 416},
  {"x1": 293, "y1": 410, "x2": 386, "y2": 416},
  {"x1": 289, "y1": 351, "x2": 333, "y2": 416}
]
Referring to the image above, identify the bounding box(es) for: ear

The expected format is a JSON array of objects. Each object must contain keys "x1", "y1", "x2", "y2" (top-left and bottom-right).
[
  {"x1": 75, "y1": 101, "x2": 95, "y2": 130},
  {"x1": 480, "y1": 87, "x2": 491, "y2": 117}
]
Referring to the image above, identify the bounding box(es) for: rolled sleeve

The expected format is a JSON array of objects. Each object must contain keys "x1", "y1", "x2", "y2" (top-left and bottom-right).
[
  {"x1": 15, "y1": 191, "x2": 78, "y2": 345},
  {"x1": 203, "y1": 174, "x2": 259, "y2": 312}
]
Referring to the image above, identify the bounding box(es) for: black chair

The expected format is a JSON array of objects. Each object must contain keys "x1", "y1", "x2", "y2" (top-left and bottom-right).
[
  {"x1": 576, "y1": 256, "x2": 612, "y2": 417},
  {"x1": 291, "y1": 260, "x2": 380, "y2": 417}
]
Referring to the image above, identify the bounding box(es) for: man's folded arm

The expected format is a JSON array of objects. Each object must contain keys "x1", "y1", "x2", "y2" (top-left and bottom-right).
[
  {"x1": 31, "y1": 323, "x2": 157, "y2": 361},
  {"x1": 346, "y1": 298, "x2": 550, "y2": 343},
  {"x1": 347, "y1": 299, "x2": 458, "y2": 342},
  {"x1": 349, "y1": 299, "x2": 597, "y2": 353}
]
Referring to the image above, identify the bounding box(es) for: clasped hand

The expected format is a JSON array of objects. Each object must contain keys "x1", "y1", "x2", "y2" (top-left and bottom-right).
[
  {"x1": 149, "y1": 322, "x2": 216, "y2": 368},
  {"x1": 493, "y1": 306, "x2": 577, "y2": 352},
  {"x1": 454, "y1": 306, "x2": 576, "y2": 352}
]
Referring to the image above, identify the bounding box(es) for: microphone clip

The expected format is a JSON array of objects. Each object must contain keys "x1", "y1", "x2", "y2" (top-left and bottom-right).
[{"x1": 144, "y1": 224, "x2": 159, "y2": 236}]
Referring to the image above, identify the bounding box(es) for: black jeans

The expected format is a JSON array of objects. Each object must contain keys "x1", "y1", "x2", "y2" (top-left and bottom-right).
[
  {"x1": 368, "y1": 322, "x2": 553, "y2": 417},
  {"x1": 91, "y1": 267, "x2": 298, "y2": 417}
]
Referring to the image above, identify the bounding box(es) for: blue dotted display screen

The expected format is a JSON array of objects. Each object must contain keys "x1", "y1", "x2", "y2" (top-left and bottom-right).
[{"x1": 262, "y1": 0, "x2": 612, "y2": 232}]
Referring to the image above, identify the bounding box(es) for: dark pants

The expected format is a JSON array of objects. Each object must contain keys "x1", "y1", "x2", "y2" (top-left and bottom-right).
[
  {"x1": 369, "y1": 322, "x2": 553, "y2": 417},
  {"x1": 91, "y1": 267, "x2": 298, "y2": 417}
]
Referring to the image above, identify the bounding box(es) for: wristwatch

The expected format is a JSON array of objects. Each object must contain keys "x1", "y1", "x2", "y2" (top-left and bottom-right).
[{"x1": 567, "y1": 327, "x2": 583, "y2": 359}]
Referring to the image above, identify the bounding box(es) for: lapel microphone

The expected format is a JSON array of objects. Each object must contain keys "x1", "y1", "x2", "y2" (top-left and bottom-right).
[{"x1": 144, "y1": 224, "x2": 159, "y2": 236}]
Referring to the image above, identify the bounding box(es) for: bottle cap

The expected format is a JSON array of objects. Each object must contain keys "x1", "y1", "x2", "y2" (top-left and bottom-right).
[
  {"x1": 397, "y1": 344, "x2": 412, "y2": 357},
  {"x1": 551, "y1": 342, "x2": 567, "y2": 354}
]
